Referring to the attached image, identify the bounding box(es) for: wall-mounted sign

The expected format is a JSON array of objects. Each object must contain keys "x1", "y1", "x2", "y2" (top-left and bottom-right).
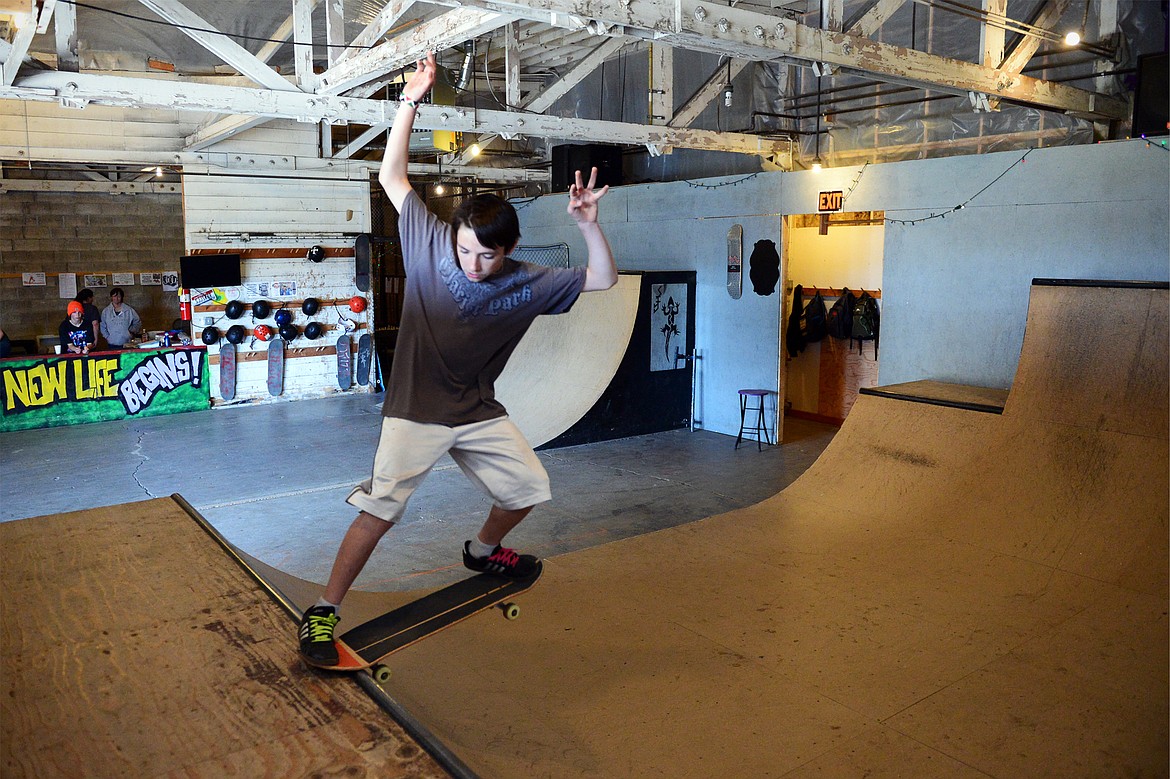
[
  {"x1": 818, "y1": 191, "x2": 844, "y2": 212},
  {"x1": 22, "y1": 273, "x2": 45, "y2": 286}
]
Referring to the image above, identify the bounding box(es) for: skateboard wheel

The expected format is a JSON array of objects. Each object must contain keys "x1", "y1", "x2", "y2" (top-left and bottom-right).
[
  {"x1": 502, "y1": 603, "x2": 520, "y2": 621},
  {"x1": 371, "y1": 664, "x2": 392, "y2": 684}
]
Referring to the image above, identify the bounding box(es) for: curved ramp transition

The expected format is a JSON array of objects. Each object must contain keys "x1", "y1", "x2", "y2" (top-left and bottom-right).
[{"x1": 494, "y1": 274, "x2": 639, "y2": 448}]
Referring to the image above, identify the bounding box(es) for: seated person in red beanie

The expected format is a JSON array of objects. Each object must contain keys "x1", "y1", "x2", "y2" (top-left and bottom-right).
[{"x1": 60, "y1": 301, "x2": 95, "y2": 354}]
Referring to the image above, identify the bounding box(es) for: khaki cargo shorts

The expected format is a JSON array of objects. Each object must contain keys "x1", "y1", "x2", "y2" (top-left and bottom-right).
[{"x1": 346, "y1": 415, "x2": 551, "y2": 525}]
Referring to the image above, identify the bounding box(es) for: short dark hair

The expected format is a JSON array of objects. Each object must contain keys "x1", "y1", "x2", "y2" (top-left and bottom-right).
[
  {"x1": 450, "y1": 194, "x2": 520, "y2": 255},
  {"x1": 76, "y1": 288, "x2": 94, "y2": 304},
  {"x1": 110, "y1": 287, "x2": 124, "y2": 298}
]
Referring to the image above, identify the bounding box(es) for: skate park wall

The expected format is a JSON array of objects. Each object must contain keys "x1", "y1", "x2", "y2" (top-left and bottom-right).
[
  {"x1": 518, "y1": 139, "x2": 1168, "y2": 437},
  {"x1": 518, "y1": 176, "x2": 785, "y2": 439}
]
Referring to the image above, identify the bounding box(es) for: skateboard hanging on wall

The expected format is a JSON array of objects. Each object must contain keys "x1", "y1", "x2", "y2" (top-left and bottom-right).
[
  {"x1": 356, "y1": 333, "x2": 372, "y2": 386},
  {"x1": 355, "y1": 233, "x2": 371, "y2": 293},
  {"x1": 302, "y1": 563, "x2": 542, "y2": 684},
  {"x1": 267, "y1": 339, "x2": 284, "y2": 396},
  {"x1": 336, "y1": 333, "x2": 352, "y2": 390},
  {"x1": 727, "y1": 223, "x2": 743, "y2": 300},
  {"x1": 218, "y1": 342, "x2": 237, "y2": 401}
]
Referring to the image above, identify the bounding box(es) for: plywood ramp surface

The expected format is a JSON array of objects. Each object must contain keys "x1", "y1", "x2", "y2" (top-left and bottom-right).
[
  {"x1": 0, "y1": 498, "x2": 446, "y2": 779},
  {"x1": 356, "y1": 283, "x2": 1168, "y2": 778}
]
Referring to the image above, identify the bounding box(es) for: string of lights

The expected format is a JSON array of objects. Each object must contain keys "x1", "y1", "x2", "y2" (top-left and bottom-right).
[
  {"x1": 840, "y1": 161, "x2": 869, "y2": 206},
  {"x1": 683, "y1": 172, "x2": 760, "y2": 190},
  {"x1": 886, "y1": 148, "x2": 1034, "y2": 226}
]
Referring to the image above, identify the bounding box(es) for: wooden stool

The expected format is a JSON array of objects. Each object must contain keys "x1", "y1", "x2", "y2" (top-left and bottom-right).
[{"x1": 735, "y1": 389, "x2": 771, "y2": 450}]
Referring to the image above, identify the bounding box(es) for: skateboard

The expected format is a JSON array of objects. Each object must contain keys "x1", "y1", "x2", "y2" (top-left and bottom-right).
[
  {"x1": 219, "y1": 342, "x2": 236, "y2": 401},
  {"x1": 727, "y1": 223, "x2": 743, "y2": 300},
  {"x1": 336, "y1": 333, "x2": 352, "y2": 390},
  {"x1": 355, "y1": 332, "x2": 372, "y2": 386},
  {"x1": 355, "y1": 233, "x2": 371, "y2": 293},
  {"x1": 308, "y1": 563, "x2": 542, "y2": 683},
  {"x1": 267, "y1": 339, "x2": 284, "y2": 396}
]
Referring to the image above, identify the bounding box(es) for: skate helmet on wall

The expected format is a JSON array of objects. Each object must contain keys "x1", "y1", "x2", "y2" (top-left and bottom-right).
[
  {"x1": 304, "y1": 321, "x2": 325, "y2": 340},
  {"x1": 279, "y1": 323, "x2": 298, "y2": 342},
  {"x1": 307, "y1": 245, "x2": 326, "y2": 263},
  {"x1": 251, "y1": 300, "x2": 271, "y2": 319},
  {"x1": 253, "y1": 324, "x2": 273, "y2": 341},
  {"x1": 226, "y1": 324, "x2": 247, "y2": 344},
  {"x1": 302, "y1": 297, "x2": 321, "y2": 316},
  {"x1": 348, "y1": 295, "x2": 367, "y2": 313},
  {"x1": 274, "y1": 308, "x2": 293, "y2": 326},
  {"x1": 224, "y1": 300, "x2": 245, "y2": 319},
  {"x1": 201, "y1": 326, "x2": 220, "y2": 345}
]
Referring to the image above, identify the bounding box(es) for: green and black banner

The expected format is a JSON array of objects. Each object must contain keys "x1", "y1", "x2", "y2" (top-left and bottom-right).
[{"x1": 0, "y1": 347, "x2": 210, "y2": 432}]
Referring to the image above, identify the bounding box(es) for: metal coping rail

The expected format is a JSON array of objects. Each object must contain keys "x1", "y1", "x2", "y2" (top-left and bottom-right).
[{"x1": 171, "y1": 493, "x2": 479, "y2": 779}]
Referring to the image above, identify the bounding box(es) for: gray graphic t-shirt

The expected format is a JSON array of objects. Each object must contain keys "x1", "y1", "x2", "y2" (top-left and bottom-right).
[{"x1": 382, "y1": 190, "x2": 586, "y2": 426}]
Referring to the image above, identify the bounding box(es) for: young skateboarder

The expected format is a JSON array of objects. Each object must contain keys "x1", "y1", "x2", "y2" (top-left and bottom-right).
[{"x1": 299, "y1": 52, "x2": 617, "y2": 665}]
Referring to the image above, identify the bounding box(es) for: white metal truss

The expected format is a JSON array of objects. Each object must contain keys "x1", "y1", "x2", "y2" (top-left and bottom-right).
[{"x1": 0, "y1": 0, "x2": 1130, "y2": 177}]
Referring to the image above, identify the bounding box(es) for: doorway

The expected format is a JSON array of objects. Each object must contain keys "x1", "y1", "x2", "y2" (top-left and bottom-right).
[{"x1": 781, "y1": 211, "x2": 884, "y2": 426}]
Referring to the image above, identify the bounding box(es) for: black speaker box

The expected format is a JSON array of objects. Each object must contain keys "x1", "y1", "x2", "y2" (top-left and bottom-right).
[
  {"x1": 551, "y1": 144, "x2": 623, "y2": 193},
  {"x1": 1133, "y1": 52, "x2": 1168, "y2": 138}
]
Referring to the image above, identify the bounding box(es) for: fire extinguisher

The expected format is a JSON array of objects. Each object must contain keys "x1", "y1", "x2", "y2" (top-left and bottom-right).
[{"x1": 179, "y1": 287, "x2": 192, "y2": 321}]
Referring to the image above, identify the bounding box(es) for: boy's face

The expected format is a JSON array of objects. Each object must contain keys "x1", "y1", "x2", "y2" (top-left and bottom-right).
[
  {"x1": 454, "y1": 226, "x2": 512, "y2": 283},
  {"x1": 69, "y1": 311, "x2": 84, "y2": 325}
]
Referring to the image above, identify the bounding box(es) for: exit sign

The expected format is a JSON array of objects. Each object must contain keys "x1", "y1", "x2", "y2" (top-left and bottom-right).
[{"x1": 818, "y1": 191, "x2": 844, "y2": 212}]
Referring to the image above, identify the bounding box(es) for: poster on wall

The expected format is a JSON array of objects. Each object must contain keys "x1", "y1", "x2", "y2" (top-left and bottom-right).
[
  {"x1": 111, "y1": 273, "x2": 136, "y2": 287},
  {"x1": 0, "y1": 348, "x2": 210, "y2": 432},
  {"x1": 272, "y1": 281, "x2": 297, "y2": 298},
  {"x1": 161, "y1": 272, "x2": 179, "y2": 292},
  {"x1": 84, "y1": 274, "x2": 108, "y2": 288},
  {"x1": 140, "y1": 273, "x2": 163, "y2": 285},
  {"x1": 58, "y1": 272, "x2": 77, "y2": 299},
  {"x1": 649, "y1": 283, "x2": 687, "y2": 372},
  {"x1": 22, "y1": 273, "x2": 45, "y2": 286}
]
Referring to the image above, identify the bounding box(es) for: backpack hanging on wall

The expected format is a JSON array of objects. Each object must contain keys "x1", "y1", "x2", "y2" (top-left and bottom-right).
[
  {"x1": 826, "y1": 288, "x2": 853, "y2": 340},
  {"x1": 803, "y1": 289, "x2": 828, "y2": 343},
  {"x1": 851, "y1": 291, "x2": 881, "y2": 357},
  {"x1": 785, "y1": 284, "x2": 806, "y2": 357}
]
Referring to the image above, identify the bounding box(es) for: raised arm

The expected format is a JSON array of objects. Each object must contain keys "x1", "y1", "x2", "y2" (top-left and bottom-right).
[
  {"x1": 568, "y1": 167, "x2": 617, "y2": 292},
  {"x1": 379, "y1": 53, "x2": 437, "y2": 211}
]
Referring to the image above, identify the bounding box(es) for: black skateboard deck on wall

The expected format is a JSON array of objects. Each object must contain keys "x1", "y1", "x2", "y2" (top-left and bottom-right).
[
  {"x1": 306, "y1": 563, "x2": 542, "y2": 683},
  {"x1": 356, "y1": 333, "x2": 372, "y2": 386},
  {"x1": 336, "y1": 333, "x2": 352, "y2": 390},
  {"x1": 355, "y1": 234, "x2": 371, "y2": 293}
]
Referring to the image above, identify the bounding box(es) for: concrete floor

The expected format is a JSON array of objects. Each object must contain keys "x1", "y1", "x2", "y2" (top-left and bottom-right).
[{"x1": 0, "y1": 394, "x2": 835, "y2": 591}]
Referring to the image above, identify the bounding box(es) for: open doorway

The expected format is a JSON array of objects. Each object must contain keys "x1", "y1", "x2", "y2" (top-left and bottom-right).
[{"x1": 781, "y1": 210, "x2": 884, "y2": 427}]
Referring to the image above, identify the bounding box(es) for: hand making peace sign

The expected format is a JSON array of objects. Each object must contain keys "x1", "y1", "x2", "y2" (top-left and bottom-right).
[{"x1": 567, "y1": 167, "x2": 609, "y2": 225}]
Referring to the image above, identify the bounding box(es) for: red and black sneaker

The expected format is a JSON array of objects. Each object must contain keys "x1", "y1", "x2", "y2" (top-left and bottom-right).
[{"x1": 463, "y1": 541, "x2": 540, "y2": 580}]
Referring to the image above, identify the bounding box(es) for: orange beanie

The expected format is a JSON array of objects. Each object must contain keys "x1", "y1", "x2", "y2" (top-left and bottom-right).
[{"x1": 67, "y1": 301, "x2": 84, "y2": 316}]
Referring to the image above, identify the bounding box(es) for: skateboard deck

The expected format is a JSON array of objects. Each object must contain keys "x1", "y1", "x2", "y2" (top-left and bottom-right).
[
  {"x1": 355, "y1": 333, "x2": 372, "y2": 386},
  {"x1": 355, "y1": 233, "x2": 371, "y2": 293},
  {"x1": 336, "y1": 333, "x2": 352, "y2": 390},
  {"x1": 218, "y1": 342, "x2": 236, "y2": 401},
  {"x1": 309, "y1": 563, "x2": 542, "y2": 683},
  {"x1": 727, "y1": 223, "x2": 743, "y2": 300},
  {"x1": 267, "y1": 339, "x2": 284, "y2": 396}
]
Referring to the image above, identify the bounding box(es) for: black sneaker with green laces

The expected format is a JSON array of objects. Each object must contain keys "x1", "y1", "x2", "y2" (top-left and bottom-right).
[{"x1": 298, "y1": 605, "x2": 340, "y2": 666}]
